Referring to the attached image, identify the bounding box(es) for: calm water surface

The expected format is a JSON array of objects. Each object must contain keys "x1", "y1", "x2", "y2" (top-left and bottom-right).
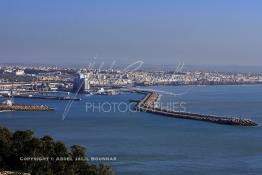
[{"x1": 0, "y1": 85, "x2": 262, "y2": 175}]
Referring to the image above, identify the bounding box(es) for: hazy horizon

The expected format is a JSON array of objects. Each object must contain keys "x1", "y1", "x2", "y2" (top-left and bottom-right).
[
  {"x1": 1, "y1": 0, "x2": 262, "y2": 66},
  {"x1": 2, "y1": 62, "x2": 262, "y2": 73}
]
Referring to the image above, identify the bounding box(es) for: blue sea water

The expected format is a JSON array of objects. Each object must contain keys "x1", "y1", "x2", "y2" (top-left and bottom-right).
[{"x1": 0, "y1": 85, "x2": 262, "y2": 175}]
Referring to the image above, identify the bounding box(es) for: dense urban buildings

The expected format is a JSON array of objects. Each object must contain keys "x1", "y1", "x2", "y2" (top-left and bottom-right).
[{"x1": 0, "y1": 64, "x2": 262, "y2": 95}]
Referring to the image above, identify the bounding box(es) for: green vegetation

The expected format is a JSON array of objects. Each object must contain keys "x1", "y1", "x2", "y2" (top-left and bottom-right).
[{"x1": 0, "y1": 127, "x2": 113, "y2": 175}]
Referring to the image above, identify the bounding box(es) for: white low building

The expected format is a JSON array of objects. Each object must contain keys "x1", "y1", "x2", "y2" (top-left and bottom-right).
[{"x1": 15, "y1": 69, "x2": 25, "y2": 76}]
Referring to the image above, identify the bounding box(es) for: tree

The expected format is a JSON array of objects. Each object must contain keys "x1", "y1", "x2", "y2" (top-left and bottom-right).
[
  {"x1": 0, "y1": 127, "x2": 13, "y2": 170},
  {"x1": 0, "y1": 127, "x2": 113, "y2": 175},
  {"x1": 98, "y1": 164, "x2": 113, "y2": 175}
]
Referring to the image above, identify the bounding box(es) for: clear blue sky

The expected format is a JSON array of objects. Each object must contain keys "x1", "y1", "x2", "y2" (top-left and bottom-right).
[{"x1": 0, "y1": 0, "x2": 262, "y2": 66}]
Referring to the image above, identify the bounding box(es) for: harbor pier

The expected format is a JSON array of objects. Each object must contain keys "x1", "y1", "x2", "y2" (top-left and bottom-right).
[
  {"x1": 0, "y1": 99, "x2": 54, "y2": 112},
  {"x1": 0, "y1": 94, "x2": 81, "y2": 101},
  {"x1": 0, "y1": 104, "x2": 54, "y2": 112},
  {"x1": 136, "y1": 92, "x2": 258, "y2": 126}
]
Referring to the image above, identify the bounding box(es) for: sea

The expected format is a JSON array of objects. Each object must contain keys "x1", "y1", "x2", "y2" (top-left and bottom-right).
[{"x1": 0, "y1": 85, "x2": 262, "y2": 175}]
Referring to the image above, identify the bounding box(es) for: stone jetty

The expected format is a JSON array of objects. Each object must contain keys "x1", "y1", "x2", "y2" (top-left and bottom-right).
[
  {"x1": 136, "y1": 92, "x2": 258, "y2": 126},
  {"x1": 1, "y1": 94, "x2": 81, "y2": 101},
  {"x1": 0, "y1": 104, "x2": 54, "y2": 112}
]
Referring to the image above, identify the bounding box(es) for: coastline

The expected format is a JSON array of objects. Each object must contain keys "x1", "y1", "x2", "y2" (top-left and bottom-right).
[{"x1": 1, "y1": 85, "x2": 262, "y2": 175}]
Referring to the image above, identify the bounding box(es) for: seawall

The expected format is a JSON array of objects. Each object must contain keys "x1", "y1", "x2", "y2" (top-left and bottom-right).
[
  {"x1": 0, "y1": 104, "x2": 54, "y2": 112},
  {"x1": 136, "y1": 92, "x2": 257, "y2": 126}
]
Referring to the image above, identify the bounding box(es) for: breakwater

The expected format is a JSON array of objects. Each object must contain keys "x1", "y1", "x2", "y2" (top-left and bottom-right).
[
  {"x1": 0, "y1": 104, "x2": 54, "y2": 112},
  {"x1": 1, "y1": 94, "x2": 81, "y2": 101},
  {"x1": 136, "y1": 92, "x2": 257, "y2": 126}
]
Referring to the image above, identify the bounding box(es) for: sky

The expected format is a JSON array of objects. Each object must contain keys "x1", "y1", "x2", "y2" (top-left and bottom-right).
[{"x1": 0, "y1": 0, "x2": 262, "y2": 66}]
